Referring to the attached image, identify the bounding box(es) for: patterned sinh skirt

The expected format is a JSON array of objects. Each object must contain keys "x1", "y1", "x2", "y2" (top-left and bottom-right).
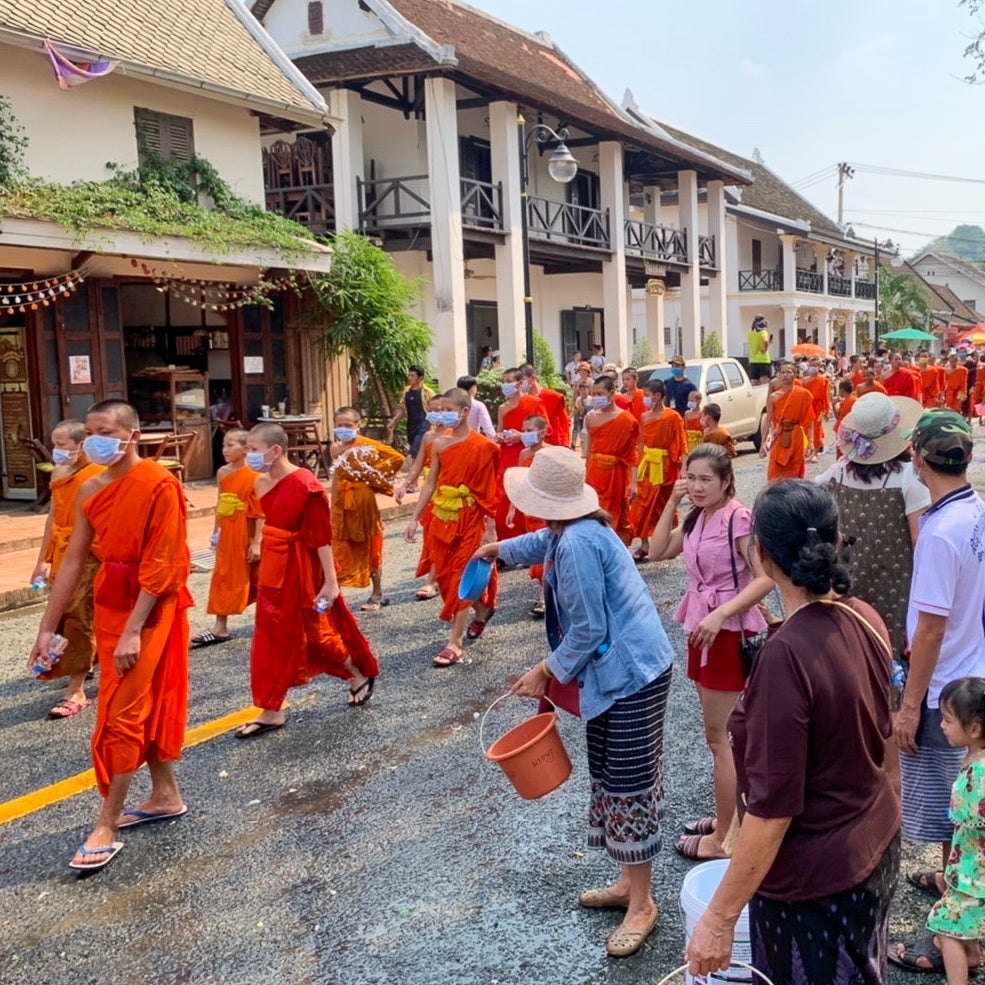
[
  {"x1": 750, "y1": 833, "x2": 900, "y2": 985},
  {"x1": 586, "y1": 667, "x2": 671, "y2": 865}
]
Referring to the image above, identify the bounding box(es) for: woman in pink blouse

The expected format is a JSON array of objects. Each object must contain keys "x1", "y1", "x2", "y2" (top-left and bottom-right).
[{"x1": 649, "y1": 444, "x2": 774, "y2": 861}]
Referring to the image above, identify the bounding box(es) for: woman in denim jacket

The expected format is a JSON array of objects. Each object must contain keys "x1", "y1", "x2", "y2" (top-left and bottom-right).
[{"x1": 474, "y1": 445, "x2": 673, "y2": 960}]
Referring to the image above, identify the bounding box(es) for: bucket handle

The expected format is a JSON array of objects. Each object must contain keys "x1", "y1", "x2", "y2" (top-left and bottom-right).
[
  {"x1": 652, "y1": 963, "x2": 776, "y2": 985},
  {"x1": 479, "y1": 691, "x2": 559, "y2": 759}
]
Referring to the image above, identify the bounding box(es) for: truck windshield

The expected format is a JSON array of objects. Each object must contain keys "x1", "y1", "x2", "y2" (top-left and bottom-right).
[{"x1": 638, "y1": 366, "x2": 701, "y2": 389}]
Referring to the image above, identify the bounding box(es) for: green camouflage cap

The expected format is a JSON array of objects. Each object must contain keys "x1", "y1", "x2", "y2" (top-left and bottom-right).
[{"x1": 906, "y1": 409, "x2": 973, "y2": 467}]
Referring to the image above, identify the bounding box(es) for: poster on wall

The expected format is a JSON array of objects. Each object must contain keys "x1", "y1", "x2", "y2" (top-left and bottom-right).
[
  {"x1": 244, "y1": 356, "x2": 264, "y2": 374},
  {"x1": 69, "y1": 355, "x2": 92, "y2": 385}
]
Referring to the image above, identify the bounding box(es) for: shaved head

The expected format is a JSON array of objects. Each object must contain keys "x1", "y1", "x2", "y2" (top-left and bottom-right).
[
  {"x1": 53, "y1": 419, "x2": 86, "y2": 444},
  {"x1": 249, "y1": 423, "x2": 288, "y2": 450},
  {"x1": 87, "y1": 400, "x2": 139, "y2": 431},
  {"x1": 443, "y1": 387, "x2": 471, "y2": 410},
  {"x1": 224, "y1": 429, "x2": 248, "y2": 446}
]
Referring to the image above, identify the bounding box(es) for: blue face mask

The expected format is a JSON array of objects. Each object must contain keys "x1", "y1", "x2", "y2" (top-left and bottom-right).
[
  {"x1": 83, "y1": 432, "x2": 132, "y2": 466},
  {"x1": 591, "y1": 395, "x2": 610, "y2": 410},
  {"x1": 643, "y1": 397, "x2": 653, "y2": 410},
  {"x1": 501, "y1": 383, "x2": 518, "y2": 397},
  {"x1": 426, "y1": 411, "x2": 443, "y2": 426},
  {"x1": 334, "y1": 427, "x2": 357, "y2": 442},
  {"x1": 439, "y1": 411, "x2": 461, "y2": 428},
  {"x1": 246, "y1": 450, "x2": 272, "y2": 473},
  {"x1": 520, "y1": 430, "x2": 541, "y2": 446},
  {"x1": 52, "y1": 447, "x2": 77, "y2": 466},
  {"x1": 673, "y1": 366, "x2": 684, "y2": 377}
]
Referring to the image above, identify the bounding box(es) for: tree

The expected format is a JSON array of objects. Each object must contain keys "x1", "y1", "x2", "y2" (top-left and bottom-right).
[
  {"x1": 878, "y1": 270, "x2": 930, "y2": 333},
  {"x1": 701, "y1": 331, "x2": 724, "y2": 358},
  {"x1": 631, "y1": 337, "x2": 653, "y2": 367},
  {"x1": 307, "y1": 230, "x2": 432, "y2": 417},
  {"x1": 961, "y1": 0, "x2": 985, "y2": 82}
]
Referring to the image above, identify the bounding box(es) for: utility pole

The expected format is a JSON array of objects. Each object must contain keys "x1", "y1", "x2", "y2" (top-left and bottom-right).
[{"x1": 836, "y1": 162, "x2": 855, "y2": 226}]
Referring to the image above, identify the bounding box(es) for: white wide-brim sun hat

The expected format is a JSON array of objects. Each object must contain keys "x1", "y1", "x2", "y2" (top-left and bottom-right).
[
  {"x1": 504, "y1": 444, "x2": 599, "y2": 521},
  {"x1": 836, "y1": 392, "x2": 924, "y2": 465}
]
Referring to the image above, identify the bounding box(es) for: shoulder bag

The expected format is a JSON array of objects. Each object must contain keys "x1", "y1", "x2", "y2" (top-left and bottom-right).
[{"x1": 727, "y1": 510, "x2": 768, "y2": 677}]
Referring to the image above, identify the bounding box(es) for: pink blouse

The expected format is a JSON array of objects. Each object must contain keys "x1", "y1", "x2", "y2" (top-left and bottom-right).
[{"x1": 673, "y1": 499, "x2": 768, "y2": 634}]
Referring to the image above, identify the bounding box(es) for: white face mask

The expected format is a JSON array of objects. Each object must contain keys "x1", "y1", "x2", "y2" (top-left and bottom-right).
[
  {"x1": 246, "y1": 449, "x2": 273, "y2": 473},
  {"x1": 52, "y1": 447, "x2": 78, "y2": 466}
]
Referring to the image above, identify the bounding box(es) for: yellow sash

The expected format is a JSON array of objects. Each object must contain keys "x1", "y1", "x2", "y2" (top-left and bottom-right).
[
  {"x1": 432, "y1": 483, "x2": 475, "y2": 522},
  {"x1": 590, "y1": 452, "x2": 619, "y2": 471},
  {"x1": 637, "y1": 447, "x2": 668, "y2": 485},
  {"x1": 216, "y1": 491, "x2": 246, "y2": 518}
]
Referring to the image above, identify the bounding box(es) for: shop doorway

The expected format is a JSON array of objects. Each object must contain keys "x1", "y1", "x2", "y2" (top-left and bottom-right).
[
  {"x1": 560, "y1": 307, "x2": 604, "y2": 366},
  {"x1": 467, "y1": 300, "x2": 498, "y2": 374}
]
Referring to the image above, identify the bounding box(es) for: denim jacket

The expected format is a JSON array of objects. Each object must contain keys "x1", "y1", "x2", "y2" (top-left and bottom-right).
[{"x1": 499, "y1": 519, "x2": 673, "y2": 720}]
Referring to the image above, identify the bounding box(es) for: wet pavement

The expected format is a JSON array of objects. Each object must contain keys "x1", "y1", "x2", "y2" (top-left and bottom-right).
[{"x1": 2, "y1": 435, "x2": 980, "y2": 984}]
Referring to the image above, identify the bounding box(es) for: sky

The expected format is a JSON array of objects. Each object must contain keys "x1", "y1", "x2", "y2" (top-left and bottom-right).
[{"x1": 475, "y1": 0, "x2": 985, "y2": 257}]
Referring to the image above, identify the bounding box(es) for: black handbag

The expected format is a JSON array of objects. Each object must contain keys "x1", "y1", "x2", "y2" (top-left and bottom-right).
[{"x1": 727, "y1": 512, "x2": 767, "y2": 677}]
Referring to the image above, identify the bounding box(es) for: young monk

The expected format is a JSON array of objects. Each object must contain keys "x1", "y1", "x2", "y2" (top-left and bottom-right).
[
  {"x1": 759, "y1": 360, "x2": 815, "y2": 482},
  {"x1": 630, "y1": 378, "x2": 687, "y2": 559},
  {"x1": 520, "y1": 363, "x2": 570, "y2": 446},
  {"x1": 238, "y1": 423, "x2": 380, "y2": 735},
  {"x1": 856, "y1": 365, "x2": 888, "y2": 397},
  {"x1": 506, "y1": 414, "x2": 548, "y2": 618},
  {"x1": 29, "y1": 400, "x2": 191, "y2": 872},
  {"x1": 395, "y1": 395, "x2": 444, "y2": 599},
  {"x1": 802, "y1": 362, "x2": 830, "y2": 459},
  {"x1": 832, "y1": 379, "x2": 857, "y2": 459},
  {"x1": 615, "y1": 367, "x2": 647, "y2": 421},
  {"x1": 406, "y1": 388, "x2": 499, "y2": 666},
  {"x1": 919, "y1": 353, "x2": 941, "y2": 408},
  {"x1": 496, "y1": 367, "x2": 546, "y2": 540},
  {"x1": 329, "y1": 407, "x2": 404, "y2": 611},
  {"x1": 194, "y1": 430, "x2": 262, "y2": 648},
  {"x1": 29, "y1": 420, "x2": 103, "y2": 719},
  {"x1": 683, "y1": 389, "x2": 705, "y2": 453},
  {"x1": 945, "y1": 352, "x2": 969, "y2": 412},
  {"x1": 700, "y1": 403, "x2": 736, "y2": 457},
  {"x1": 584, "y1": 375, "x2": 640, "y2": 545}
]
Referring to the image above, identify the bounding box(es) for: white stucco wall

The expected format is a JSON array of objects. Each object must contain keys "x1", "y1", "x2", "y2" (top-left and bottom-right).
[
  {"x1": 3, "y1": 45, "x2": 265, "y2": 202},
  {"x1": 261, "y1": 0, "x2": 390, "y2": 57},
  {"x1": 911, "y1": 258, "x2": 985, "y2": 313}
]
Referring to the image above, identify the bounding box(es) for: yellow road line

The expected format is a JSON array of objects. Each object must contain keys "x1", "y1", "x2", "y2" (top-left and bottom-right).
[{"x1": 0, "y1": 705, "x2": 262, "y2": 826}]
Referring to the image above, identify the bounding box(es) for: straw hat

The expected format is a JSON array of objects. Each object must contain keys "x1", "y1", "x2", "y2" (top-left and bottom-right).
[
  {"x1": 836, "y1": 392, "x2": 923, "y2": 465},
  {"x1": 504, "y1": 445, "x2": 599, "y2": 521}
]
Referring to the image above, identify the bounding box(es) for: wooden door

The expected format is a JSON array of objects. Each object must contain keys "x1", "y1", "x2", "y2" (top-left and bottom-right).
[{"x1": 237, "y1": 297, "x2": 290, "y2": 422}]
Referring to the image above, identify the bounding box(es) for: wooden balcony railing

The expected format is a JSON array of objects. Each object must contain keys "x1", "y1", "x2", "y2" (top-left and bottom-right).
[
  {"x1": 460, "y1": 177, "x2": 504, "y2": 230},
  {"x1": 527, "y1": 195, "x2": 610, "y2": 249},
  {"x1": 855, "y1": 280, "x2": 877, "y2": 300},
  {"x1": 358, "y1": 174, "x2": 430, "y2": 230},
  {"x1": 624, "y1": 220, "x2": 687, "y2": 262},
  {"x1": 698, "y1": 234, "x2": 716, "y2": 268},
  {"x1": 264, "y1": 184, "x2": 335, "y2": 234},
  {"x1": 796, "y1": 268, "x2": 824, "y2": 293},
  {"x1": 828, "y1": 275, "x2": 852, "y2": 297},
  {"x1": 738, "y1": 269, "x2": 783, "y2": 291}
]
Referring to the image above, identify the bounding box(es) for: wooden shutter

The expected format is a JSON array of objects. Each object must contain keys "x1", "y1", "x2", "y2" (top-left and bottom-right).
[{"x1": 134, "y1": 108, "x2": 194, "y2": 164}]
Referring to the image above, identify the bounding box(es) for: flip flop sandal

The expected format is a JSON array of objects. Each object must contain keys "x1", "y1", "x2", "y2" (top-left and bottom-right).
[
  {"x1": 907, "y1": 868, "x2": 944, "y2": 899},
  {"x1": 683, "y1": 816, "x2": 717, "y2": 836},
  {"x1": 889, "y1": 936, "x2": 944, "y2": 973},
  {"x1": 466, "y1": 608, "x2": 496, "y2": 640},
  {"x1": 433, "y1": 648, "x2": 462, "y2": 667},
  {"x1": 347, "y1": 678, "x2": 376, "y2": 707},
  {"x1": 234, "y1": 721, "x2": 285, "y2": 739},
  {"x1": 530, "y1": 602, "x2": 546, "y2": 618},
  {"x1": 68, "y1": 841, "x2": 124, "y2": 872},
  {"x1": 578, "y1": 888, "x2": 630, "y2": 909},
  {"x1": 675, "y1": 834, "x2": 729, "y2": 862},
  {"x1": 118, "y1": 806, "x2": 188, "y2": 830},
  {"x1": 191, "y1": 631, "x2": 231, "y2": 648},
  {"x1": 415, "y1": 586, "x2": 438, "y2": 600},
  {"x1": 360, "y1": 597, "x2": 391, "y2": 612},
  {"x1": 606, "y1": 906, "x2": 660, "y2": 958},
  {"x1": 48, "y1": 697, "x2": 91, "y2": 719}
]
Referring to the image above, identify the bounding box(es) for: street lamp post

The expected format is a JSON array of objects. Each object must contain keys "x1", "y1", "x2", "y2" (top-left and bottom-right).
[{"x1": 517, "y1": 115, "x2": 579, "y2": 366}]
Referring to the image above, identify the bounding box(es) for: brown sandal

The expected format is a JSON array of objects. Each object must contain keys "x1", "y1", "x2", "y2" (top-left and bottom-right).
[
  {"x1": 578, "y1": 887, "x2": 630, "y2": 909},
  {"x1": 606, "y1": 906, "x2": 660, "y2": 958},
  {"x1": 433, "y1": 647, "x2": 462, "y2": 667}
]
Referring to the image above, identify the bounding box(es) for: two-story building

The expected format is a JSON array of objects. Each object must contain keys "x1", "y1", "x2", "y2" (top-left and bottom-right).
[
  {"x1": 909, "y1": 252, "x2": 985, "y2": 330},
  {"x1": 251, "y1": 0, "x2": 751, "y2": 384},
  {"x1": 0, "y1": 0, "x2": 339, "y2": 496},
  {"x1": 631, "y1": 117, "x2": 879, "y2": 361}
]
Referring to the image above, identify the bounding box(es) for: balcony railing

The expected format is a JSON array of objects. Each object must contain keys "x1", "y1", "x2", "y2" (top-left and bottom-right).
[
  {"x1": 358, "y1": 174, "x2": 430, "y2": 230},
  {"x1": 624, "y1": 219, "x2": 687, "y2": 263},
  {"x1": 460, "y1": 177, "x2": 504, "y2": 230},
  {"x1": 527, "y1": 195, "x2": 610, "y2": 250},
  {"x1": 738, "y1": 269, "x2": 782, "y2": 291},
  {"x1": 698, "y1": 234, "x2": 716, "y2": 268},
  {"x1": 796, "y1": 268, "x2": 824, "y2": 293},
  {"x1": 829, "y1": 275, "x2": 852, "y2": 297},
  {"x1": 855, "y1": 280, "x2": 877, "y2": 300},
  {"x1": 265, "y1": 184, "x2": 335, "y2": 234}
]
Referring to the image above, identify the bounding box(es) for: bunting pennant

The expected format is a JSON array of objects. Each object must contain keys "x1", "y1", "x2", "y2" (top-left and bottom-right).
[{"x1": 44, "y1": 40, "x2": 120, "y2": 90}]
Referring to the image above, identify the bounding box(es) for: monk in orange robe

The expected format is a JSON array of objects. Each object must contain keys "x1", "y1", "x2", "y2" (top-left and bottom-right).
[
  {"x1": 240, "y1": 423, "x2": 379, "y2": 735},
  {"x1": 833, "y1": 380, "x2": 857, "y2": 459},
  {"x1": 194, "y1": 429, "x2": 262, "y2": 648},
  {"x1": 630, "y1": 379, "x2": 687, "y2": 557},
  {"x1": 506, "y1": 414, "x2": 548, "y2": 615},
  {"x1": 683, "y1": 388, "x2": 705, "y2": 453},
  {"x1": 700, "y1": 402, "x2": 737, "y2": 458},
  {"x1": 919, "y1": 354, "x2": 941, "y2": 408},
  {"x1": 29, "y1": 419, "x2": 103, "y2": 719},
  {"x1": 30, "y1": 400, "x2": 191, "y2": 872},
  {"x1": 802, "y1": 364, "x2": 830, "y2": 456},
  {"x1": 856, "y1": 366, "x2": 888, "y2": 397},
  {"x1": 615, "y1": 367, "x2": 647, "y2": 421},
  {"x1": 585, "y1": 375, "x2": 640, "y2": 544},
  {"x1": 496, "y1": 367, "x2": 546, "y2": 539},
  {"x1": 408, "y1": 388, "x2": 499, "y2": 666},
  {"x1": 760, "y1": 361, "x2": 815, "y2": 481},
  {"x1": 329, "y1": 407, "x2": 404, "y2": 610},
  {"x1": 945, "y1": 354, "x2": 969, "y2": 412},
  {"x1": 520, "y1": 364, "x2": 570, "y2": 446}
]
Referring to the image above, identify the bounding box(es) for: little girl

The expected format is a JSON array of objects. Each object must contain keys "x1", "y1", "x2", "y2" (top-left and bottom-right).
[{"x1": 927, "y1": 677, "x2": 985, "y2": 984}]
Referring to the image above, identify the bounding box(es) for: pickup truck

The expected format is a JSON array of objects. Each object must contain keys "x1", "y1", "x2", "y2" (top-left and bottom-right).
[{"x1": 637, "y1": 357, "x2": 769, "y2": 450}]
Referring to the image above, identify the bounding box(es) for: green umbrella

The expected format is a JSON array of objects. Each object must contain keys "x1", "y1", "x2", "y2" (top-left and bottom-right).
[{"x1": 880, "y1": 327, "x2": 938, "y2": 342}]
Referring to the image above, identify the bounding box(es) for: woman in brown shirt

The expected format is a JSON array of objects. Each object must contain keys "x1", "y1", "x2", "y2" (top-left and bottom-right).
[{"x1": 686, "y1": 480, "x2": 901, "y2": 985}]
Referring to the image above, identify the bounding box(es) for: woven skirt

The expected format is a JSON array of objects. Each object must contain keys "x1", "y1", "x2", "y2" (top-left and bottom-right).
[{"x1": 586, "y1": 667, "x2": 672, "y2": 865}]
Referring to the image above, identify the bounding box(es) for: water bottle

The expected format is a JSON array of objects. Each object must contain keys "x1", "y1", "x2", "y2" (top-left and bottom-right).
[
  {"x1": 32, "y1": 632, "x2": 68, "y2": 676},
  {"x1": 891, "y1": 660, "x2": 907, "y2": 688},
  {"x1": 210, "y1": 531, "x2": 220, "y2": 549},
  {"x1": 315, "y1": 596, "x2": 330, "y2": 613},
  {"x1": 31, "y1": 575, "x2": 46, "y2": 591}
]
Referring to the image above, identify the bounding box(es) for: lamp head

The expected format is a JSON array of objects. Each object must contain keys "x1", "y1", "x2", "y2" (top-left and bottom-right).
[{"x1": 548, "y1": 142, "x2": 578, "y2": 184}]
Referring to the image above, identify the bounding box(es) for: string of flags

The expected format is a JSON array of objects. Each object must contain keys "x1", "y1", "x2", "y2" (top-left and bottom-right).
[
  {"x1": 1, "y1": 269, "x2": 88, "y2": 315},
  {"x1": 131, "y1": 259, "x2": 298, "y2": 311}
]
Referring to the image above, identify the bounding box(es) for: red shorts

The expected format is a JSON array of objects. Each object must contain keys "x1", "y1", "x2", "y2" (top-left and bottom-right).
[{"x1": 686, "y1": 629, "x2": 745, "y2": 692}]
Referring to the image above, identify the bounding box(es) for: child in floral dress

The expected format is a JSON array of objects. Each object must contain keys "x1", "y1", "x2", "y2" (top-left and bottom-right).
[{"x1": 929, "y1": 677, "x2": 985, "y2": 984}]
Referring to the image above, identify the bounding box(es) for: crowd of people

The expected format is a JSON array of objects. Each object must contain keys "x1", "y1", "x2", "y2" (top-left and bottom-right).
[{"x1": 21, "y1": 328, "x2": 985, "y2": 985}]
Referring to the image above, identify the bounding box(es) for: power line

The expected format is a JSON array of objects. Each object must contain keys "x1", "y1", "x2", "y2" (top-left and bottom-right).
[
  {"x1": 849, "y1": 163, "x2": 985, "y2": 186},
  {"x1": 848, "y1": 220, "x2": 985, "y2": 246}
]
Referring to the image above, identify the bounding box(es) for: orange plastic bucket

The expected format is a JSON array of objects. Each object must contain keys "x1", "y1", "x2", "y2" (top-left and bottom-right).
[{"x1": 481, "y1": 694, "x2": 572, "y2": 800}]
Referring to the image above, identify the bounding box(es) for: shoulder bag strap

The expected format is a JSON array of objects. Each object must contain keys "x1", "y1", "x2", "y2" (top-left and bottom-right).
[
  {"x1": 818, "y1": 599, "x2": 892, "y2": 661},
  {"x1": 727, "y1": 509, "x2": 740, "y2": 591}
]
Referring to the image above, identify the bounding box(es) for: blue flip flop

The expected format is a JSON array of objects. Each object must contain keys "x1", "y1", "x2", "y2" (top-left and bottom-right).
[
  {"x1": 117, "y1": 806, "x2": 188, "y2": 830},
  {"x1": 68, "y1": 841, "x2": 124, "y2": 872}
]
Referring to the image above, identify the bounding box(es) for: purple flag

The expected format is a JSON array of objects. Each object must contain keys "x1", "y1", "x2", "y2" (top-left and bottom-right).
[{"x1": 44, "y1": 41, "x2": 119, "y2": 90}]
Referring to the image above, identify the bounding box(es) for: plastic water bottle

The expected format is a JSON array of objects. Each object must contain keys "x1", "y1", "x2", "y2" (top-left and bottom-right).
[
  {"x1": 891, "y1": 660, "x2": 907, "y2": 688},
  {"x1": 210, "y1": 531, "x2": 220, "y2": 549},
  {"x1": 315, "y1": 596, "x2": 330, "y2": 613},
  {"x1": 32, "y1": 632, "x2": 68, "y2": 676},
  {"x1": 31, "y1": 575, "x2": 46, "y2": 591}
]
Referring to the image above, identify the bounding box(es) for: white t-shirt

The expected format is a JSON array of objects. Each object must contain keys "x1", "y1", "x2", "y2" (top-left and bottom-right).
[
  {"x1": 906, "y1": 486, "x2": 985, "y2": 708},
  {"x1": 814, "y1": 460, "x2": 931, "y2": 516},
  {"x1": 590, "y1": 354, "x2": 605, "y2": 374}
]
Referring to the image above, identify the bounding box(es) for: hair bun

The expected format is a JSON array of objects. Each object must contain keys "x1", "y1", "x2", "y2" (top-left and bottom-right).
[{"x1": 790, "y1": 542, "x2": 852, "y2": 596}]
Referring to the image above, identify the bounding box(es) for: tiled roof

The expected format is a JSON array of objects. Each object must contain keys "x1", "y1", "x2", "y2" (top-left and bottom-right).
[
  {"x1": 0, "y1": 0, "x2": 325, "y2": 119},
  {"x1": 912, "y1": 251, "x2": 985, "y2": 287},
  {"x1": 879, "y1": 256, "x2": 981, "y2": 326},
  {"x1": 926, "y1": 282, "x2": 984, "y2": 325}
]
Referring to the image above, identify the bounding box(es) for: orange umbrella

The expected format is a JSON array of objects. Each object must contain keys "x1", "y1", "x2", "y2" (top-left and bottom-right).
[{"x1": 791, "y1": 342, "x2": 825, "y2": 357}]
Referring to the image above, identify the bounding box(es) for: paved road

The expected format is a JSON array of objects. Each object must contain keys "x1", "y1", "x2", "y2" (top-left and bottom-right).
[{"x1": 0, "y1": 436, "x2": 974, "y2": 984}]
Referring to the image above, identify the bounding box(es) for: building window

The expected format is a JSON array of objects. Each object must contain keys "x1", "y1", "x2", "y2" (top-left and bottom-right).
[
  {"x1": 964, "y1": 299, "x2": 976, "y2": 309},
  {"x1": 664, "y1": 326, "x2": 672, "y2": 347},
  {"x1": 308, "y1": 1, "x2": 324, "y2": 34},
  {"x1": 752, "y1": 239, "x2": 762, "y2": 275},
  {"x1": 134, "y1": 108, "x2": 194, "y2": 165}
]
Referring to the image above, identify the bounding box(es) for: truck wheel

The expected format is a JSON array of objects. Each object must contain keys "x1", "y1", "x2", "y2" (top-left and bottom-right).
[{"x1": 752, "y1": 412, "x2": 766, "y2": 452}]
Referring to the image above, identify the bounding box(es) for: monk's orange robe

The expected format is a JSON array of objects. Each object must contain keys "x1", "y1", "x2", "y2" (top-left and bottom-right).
[
  {"x1": 39, "y1": 462, "x2": 103, "y2": 680},
  {"x1": 615, "y1": 390, "x2": 647, "y2": 422},
  {"x1": 804, "y1": 376, "x2": 830, "y2": 449},
  {"x1": 331, "y1": 437, "x2": 404, "y2": 588},
  {"x1": 252, "y1": 468, "x2": 378, "y2": 711},
  {"x1": 586, "y1": 410, "x2": 640, "y2": 544},
  {"x1": 83, "y1": 459, "x2": 192, "y2": 795},
  {"x1": 497, "y1": 394, "x2": 546, "y2": 540},
  {"x1": 415, "y1": 432, "x2": 439, "y2": 579},
  {"x1": 768, "y1": 385, "x2": 814, "y2": 481},
  {"x1": 631, "y1": 410, "x2": 687, "y2": 540},
  {"x1": 973, "y1": 363, "x2": 985, "y2": 411},
  {"x1": 538, "y1": 387, "x2": 571, "y2": 446},
  {"x1": 519, "y1": 451, "x2": 546, "y2": 582},
  {"x1": 431, "y1": 431, "x2": 500, "y2": 622},
  {"x1": 834, "y1": 393, "x2": 857, "y2": 459},
  {"x1": 683, "y1": 409, "x2": 704, "y2": 453},
  {"x1": 703, "y1": 426, "x2": 737, "y2": 458},
  {"x1": 851, "y1": 367, "x2": 864, "y2": 389},
  {"x1": 856, "y1": 381, "x2": 888, "y2": 397},
  {"x1": 207, "y1": 465, "x2": 262, "y2": 617},
  {"x1": 907, "y1": 367, "x2": 923, "y2": 402},
  {"x1": 921, "y1": 367, "x2": 941, "y2": 407},
  {"x1": 945, "y1": 366, "x2": 969, "y2": 412}
]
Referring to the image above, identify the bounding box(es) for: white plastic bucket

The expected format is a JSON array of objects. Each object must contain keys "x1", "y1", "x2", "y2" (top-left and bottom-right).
[{"x1": 680, "y1": 859, "x2": 752, "y2": 985}]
